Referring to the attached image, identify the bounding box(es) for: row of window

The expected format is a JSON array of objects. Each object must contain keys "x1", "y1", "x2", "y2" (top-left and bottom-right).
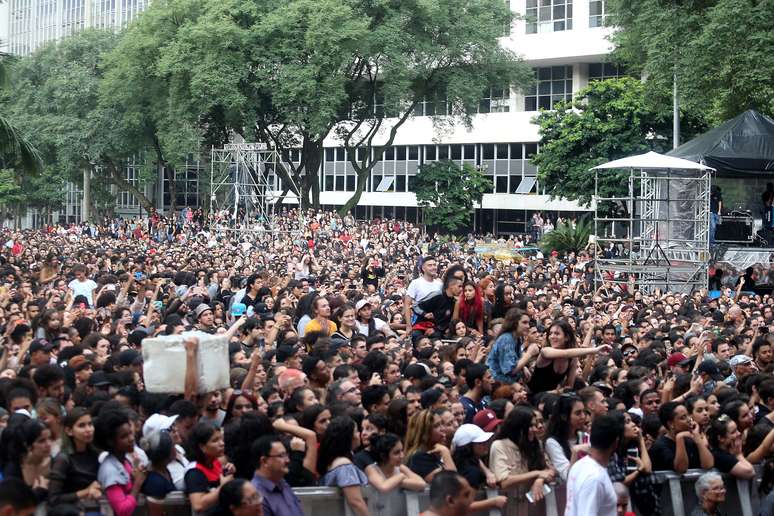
[{"x1": 524, "y1": 0, "x2": 608, "y2": 34}]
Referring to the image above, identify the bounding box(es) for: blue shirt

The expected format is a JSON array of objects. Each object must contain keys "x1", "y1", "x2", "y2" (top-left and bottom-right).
[
  {"x1": 252, "y1": 473, "x2": 304, "y2": 516},
  {"x1": 487, "y1": 332, "x2": 522, "y2": 383}
]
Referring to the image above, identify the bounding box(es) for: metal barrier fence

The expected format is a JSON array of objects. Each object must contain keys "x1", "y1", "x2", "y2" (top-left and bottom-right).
[{"x1": 44, "y1": 469, "x2": 763, "y2": 516}]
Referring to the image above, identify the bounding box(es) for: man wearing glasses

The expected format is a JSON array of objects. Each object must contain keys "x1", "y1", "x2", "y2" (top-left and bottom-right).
[{"x1": 251, "y1": 435, "x2": 304, "y2": 516}]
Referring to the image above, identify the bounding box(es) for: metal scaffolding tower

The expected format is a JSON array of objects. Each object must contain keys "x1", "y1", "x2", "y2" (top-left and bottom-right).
[
  {"x1": 594, "y1": 165, "x2": 713, "y2": 294},
  {"x1": 209, "y1": 143, "x2": 284, "y2": 228}
]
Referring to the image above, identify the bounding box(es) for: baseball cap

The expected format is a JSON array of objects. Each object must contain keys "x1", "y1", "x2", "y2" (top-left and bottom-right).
[
  {"x1": 88, "y1": 371, "x2": 112, "y2": 387},
  {"x1": 118, "y1": 349, "x2": 143, "y2": 367},
  {"x1": 355, "y1": 299, "x2": 372, "y2": 312},
  {"x1": 473, "y1": 409, "x2": 502, "y2": 433},
  {"x1": 194, "y1": 303, "x2": 213, "y2": 320},
  {"x1": 729, "y1": 355, "x2": 754, "y2": 368},
  {"x1": 29, "y1": 338, "x2": 52, "y2": 354},
  {"x1": 142, "y1": 413, "x2": 179, "y2": 438},
  {"x1": 697, "y1": 360, "x2": 724, "y2": 380},
  {"x1": 452, "y1": 424, "x2": 494, "y2": 449},
  {"x1": 667, "y1": 352, "x2": 688, "y2": 368}
]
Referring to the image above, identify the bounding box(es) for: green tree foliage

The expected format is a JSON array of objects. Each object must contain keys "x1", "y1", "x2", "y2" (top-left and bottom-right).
[
  {"x1": 539, "y1": 218, "x2": 592, "y2": 255},
  {"x1": 0, "y1": 47, "x2": 43, "y2": 177},
  {"x1": 113, "y1": 0, "x2": 529, "y2": 210},
  {"x1": 531, "y1": 77, "x2": 706, "y2": 207},
  {"x1": 415, "y1": 160, "x2": 491, "y2": 232},
  {"x1": 609, "y1": 0, "x2": 774, "y2": 122},
  {"x1": 4, "y1": 30, "x2": 156, "y2": 214}
]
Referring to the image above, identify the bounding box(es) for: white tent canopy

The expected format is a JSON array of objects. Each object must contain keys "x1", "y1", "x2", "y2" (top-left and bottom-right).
[{"x1": 592, "y1": 151, "x2": 716, "y2": 171}]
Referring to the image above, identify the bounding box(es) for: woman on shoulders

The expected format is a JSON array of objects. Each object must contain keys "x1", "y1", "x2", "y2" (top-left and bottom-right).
[{"x1": 317, "y1": 416, "x2": 369, "y2": 516}]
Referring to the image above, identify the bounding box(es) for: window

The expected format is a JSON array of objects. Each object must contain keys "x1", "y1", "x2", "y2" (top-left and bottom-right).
[
  {"x1": 502, "y1": 0, "x2": 513, "y2": 36},
  {"x1": 524, "y1": 66, "x2": 573, "y2": 111},
  {"x1": 589, "y1": 0, "x2": 606, "y2": 28},
  {"x1": 526, "y1": 0, "x2": 572, "y2": 34},
  {"x1": 588, "y1": 62, "x2": 625, "y2": 82},
  {"x1": 479, "y1": 86, "x2": 511, "y2": 113}
]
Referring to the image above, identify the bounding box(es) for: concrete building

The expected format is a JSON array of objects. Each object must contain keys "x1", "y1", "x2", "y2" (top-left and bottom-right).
[{"x1": 4, "y1": 0, "x2": 617, "y2": 233}]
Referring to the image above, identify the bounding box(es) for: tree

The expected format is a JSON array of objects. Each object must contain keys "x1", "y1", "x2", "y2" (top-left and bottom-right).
[
  {"x1": 531, "y1": 77, "x2": 706, "y2": 207},
  {"x1": 539, "y1": 218, "x2": 592, "y2": 255},
  {"x1": 126, "y1": 0, "x2": 530, "y2": 210},
  {"x1": 0, "y1": 45, "x2": 43, "y2": 176},
  {"x1": 4, "y1": 30, "x2": 156, "y2": 218},
  {"x1": 414, "y1": 160, "x2": 491, "y2": 232},
  {"x1": 609, "y1": 0, "x2": 774, "y2": 122}
]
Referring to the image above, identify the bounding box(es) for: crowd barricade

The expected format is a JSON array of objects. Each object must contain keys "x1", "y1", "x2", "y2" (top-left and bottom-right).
[
  {"x1": 43, "y1": 468, "x2": 765, "y2": 516},
  {"x1": 651, "y1": 468, "x2": 760, "y2": 516}
]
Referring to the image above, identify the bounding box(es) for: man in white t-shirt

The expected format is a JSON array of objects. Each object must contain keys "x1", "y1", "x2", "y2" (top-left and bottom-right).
[
  {"x1": 403, "y1": 256, "x2": 442, "y2": 336},
  {"x1": 68, "y1": 265, "x2": 98, "y2": 308},
  {"x1": 565, "y1": 413, "x2": 622, "y2": 516}
]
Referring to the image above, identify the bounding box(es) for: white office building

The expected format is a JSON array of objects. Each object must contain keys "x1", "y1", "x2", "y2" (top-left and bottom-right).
[{"x1": 5, "y1": 0, "x2": 616, "y2": 233}]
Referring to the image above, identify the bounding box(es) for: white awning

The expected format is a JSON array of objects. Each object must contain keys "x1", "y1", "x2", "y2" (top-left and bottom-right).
[{"x1": 592, "y1": 151, "x2": 715, "y2": 171}]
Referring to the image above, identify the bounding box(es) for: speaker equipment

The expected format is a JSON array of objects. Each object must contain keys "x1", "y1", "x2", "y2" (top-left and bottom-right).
[{"x1": 716, "y1": 216, "x2": 753, "y2": 243}]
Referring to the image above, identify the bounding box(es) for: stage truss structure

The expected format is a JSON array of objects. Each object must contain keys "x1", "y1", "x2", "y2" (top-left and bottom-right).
[
  {"x1": 594, "y1": 167, "x2": 712, "y2": 294},
  {"x1": 209, "y1": 143, "x2": 297, "y2": 230}
]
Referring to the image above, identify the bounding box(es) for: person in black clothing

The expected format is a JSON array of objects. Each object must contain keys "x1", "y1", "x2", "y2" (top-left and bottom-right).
[
  {"x1": 763, "y1": 183, "x2": 774, "y2": 227},
  {"x1": 710, "y1": 185, "x2": 722, "y2": 244},
  {"x1": 414, "y1": 276, "x2": 463, "y2": 340},
  {"x1": 648, "y1": 402, "x2": 714, "y2": 473},
  {"x1": 48, "y1": 408, "x2": 102, "y2": 508},
  {"x1": 361, "y1": 257, "x2": 385, "y2": 291},
  {"x1": 706, "y1": 414, "x2": 755, "y2": 479}
]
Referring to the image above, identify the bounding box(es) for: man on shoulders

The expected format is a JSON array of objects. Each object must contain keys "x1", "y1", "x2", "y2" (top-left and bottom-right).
[
  {"x1": 251, "y1": 435, "x2": 304, "y2": 516},
  {"x1": 565, "y1": 413, "x2": 624, "y2": 516},
  {"x1": 404, "y1": 256, "x2": 442, "y2": 336}
]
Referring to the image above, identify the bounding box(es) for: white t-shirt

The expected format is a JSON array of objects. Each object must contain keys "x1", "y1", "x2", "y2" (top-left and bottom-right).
[
  {"x1": 356, "y1": 317, "x2": 391, "y2": 337},
  {"x1": 406, "y1": 276, "x2": 442, "y2": 304},
  {"x1": 564, "y1": 455, "x2": 616, "y2": 516},
  {"x1": 68, "y1": 278, "x2": 98, "y2": 307}
]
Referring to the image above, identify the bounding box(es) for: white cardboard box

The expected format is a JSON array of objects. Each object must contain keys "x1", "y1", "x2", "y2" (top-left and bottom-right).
[{"x1": 142, "y1": 331, "x2": 230, "y2": 394}]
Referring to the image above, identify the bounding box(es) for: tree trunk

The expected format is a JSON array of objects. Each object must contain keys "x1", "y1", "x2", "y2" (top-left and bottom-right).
[
  {"x1": 165, "y1": 165, "x2": 177, "y2": 217},
  {"x1": 105, "y1": 162, "x2": 155, "y2": 215},
  {"x1": 274, "y1": 187, "x2": 291, "y2": 214},
  {"x1": 82, "y1": 168, "x2": 91, "y2": 222},
  {"x1": 339, "y1": 170, "x2": 368, "y2": 216}
]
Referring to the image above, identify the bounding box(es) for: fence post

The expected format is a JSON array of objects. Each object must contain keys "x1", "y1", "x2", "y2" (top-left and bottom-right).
[
  {"x1": 737, "y1": 478, "x2": 753, "y2": 516},
  {"x1": 544, "y1": 484, "x2": 559, "y2": 516},
  {"x1": 405, "y1": 491, "x2": 421, "y2": 516},
  {"x1": 668, "y1": 476, "x2": 686, "y2": 516}
]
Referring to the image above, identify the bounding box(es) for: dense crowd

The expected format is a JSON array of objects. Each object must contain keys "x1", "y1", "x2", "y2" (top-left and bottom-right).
[{"x1": 0, "y1": 208, "x2": 771, "y2": 516}]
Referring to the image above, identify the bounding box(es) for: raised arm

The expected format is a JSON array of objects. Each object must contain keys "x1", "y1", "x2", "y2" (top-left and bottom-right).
[{"x1": 184, "y1": 336, "x2": 199, "y2": 401}]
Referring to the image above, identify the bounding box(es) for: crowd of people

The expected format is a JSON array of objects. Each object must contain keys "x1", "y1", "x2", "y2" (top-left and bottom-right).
[{"x1": 0, "y1": 207, "x2": 771, "y2": 516}]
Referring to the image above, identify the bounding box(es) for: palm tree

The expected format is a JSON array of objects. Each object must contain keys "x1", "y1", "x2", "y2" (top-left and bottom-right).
[
  {"x1": 539, "y1": 217, "x2": 593, "y2": 255},
  {"x1": 0, "y1": 46, "x2": 43, "y2": 174}
]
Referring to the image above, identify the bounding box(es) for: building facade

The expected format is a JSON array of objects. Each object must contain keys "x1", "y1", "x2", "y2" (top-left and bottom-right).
[{"x1": 5, "y1": 0, "x2": 617, "y2": 233}]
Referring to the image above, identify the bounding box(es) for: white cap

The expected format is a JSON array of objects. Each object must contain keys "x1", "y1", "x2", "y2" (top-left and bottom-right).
[
  {"x1": 452, "y1": 423, "x2": 494, "y2": 449},
  {"x1": 355, "y1": 299, "x2": 372, "y2": 312},
  {"x1": 142, "y1": 413, "x2": 178, "y2": 438}
]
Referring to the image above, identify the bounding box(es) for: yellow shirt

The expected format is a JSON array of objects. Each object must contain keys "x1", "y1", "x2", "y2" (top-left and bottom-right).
[{"x1": 304, "y1": 319, "x2": 337, "y2": 336}]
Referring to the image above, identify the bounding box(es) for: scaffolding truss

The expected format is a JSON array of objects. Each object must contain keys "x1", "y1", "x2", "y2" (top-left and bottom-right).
[
  {"x1": 594, "y1": 168, "x2": 712, "y2": 293},
  {"x1": 209, "y1": 143, "x2": 286, "y2": 228}
]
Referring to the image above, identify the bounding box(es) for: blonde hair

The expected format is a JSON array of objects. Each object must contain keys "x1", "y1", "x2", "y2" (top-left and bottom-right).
[{"x1": 403, "y1": 409, "x2": 436, "y2": 462}]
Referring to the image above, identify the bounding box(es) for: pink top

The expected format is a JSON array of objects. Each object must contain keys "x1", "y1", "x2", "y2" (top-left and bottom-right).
[{"x1": 104, "y1": 460, "x2": 136, "y2": 516}]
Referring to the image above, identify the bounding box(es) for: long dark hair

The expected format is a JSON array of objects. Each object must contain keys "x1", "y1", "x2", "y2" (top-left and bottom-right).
[
  {"x1": 500, "y1": 308, "x2": 526, "y2": 335},
  {"x1": 371, "y1": 433, "x2": 402, "y2": 466},
  {"x1": 546, "y1": 395, "x2": 583, "y2": 460},
  {"x1": 547, "y1": 319, "x2": 577, "y2": 349},
  {"x1": 317, "y1": 416, "x2": 356, "y2": 473},
  {"x1": 94, "y1": 409, "x2": 130, "y2": 454},
  {"x1": 187, "y1": 421, "x2": 220, "y2": 466},
  {"x1": 497, "y1": 406, "x2": 546, "y2": 470}
]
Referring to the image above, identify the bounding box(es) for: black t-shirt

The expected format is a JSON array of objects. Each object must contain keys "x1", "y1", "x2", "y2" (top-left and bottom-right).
[
  {"x1": 649, "y1": 435, "x2": 703, "y2": 471},
  {"x1": 353, "y1": 449, "x2": 376, "y2": 471},
  {"x1": 184, "y1": 468, "x2": 218, "y2": 494},
  {"x1": 417, "y1": 292, "x2": 455, "y2": 333},
  {"x1": 711, "y1": 448, "x2": 738, "y2": 474},
  {"x1": 457, "y1": 461, "x2": 486, "y2": 490},
  {"x1": 407, "y1": 451, "x2": 442, "y2": 480}
]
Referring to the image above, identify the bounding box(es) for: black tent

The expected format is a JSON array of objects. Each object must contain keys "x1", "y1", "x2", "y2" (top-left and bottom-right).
[{"x1": 668, "y1": 110, "x2": 774, "y2": 177}]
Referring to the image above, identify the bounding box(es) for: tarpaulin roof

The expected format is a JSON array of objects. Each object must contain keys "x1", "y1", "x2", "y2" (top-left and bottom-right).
[
  {"x1": 593, "y1": 151, "x2": 714, "y2": 171},
  {"x1": 668, "y1": 110, "x2": 774, "y2": 176}
]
